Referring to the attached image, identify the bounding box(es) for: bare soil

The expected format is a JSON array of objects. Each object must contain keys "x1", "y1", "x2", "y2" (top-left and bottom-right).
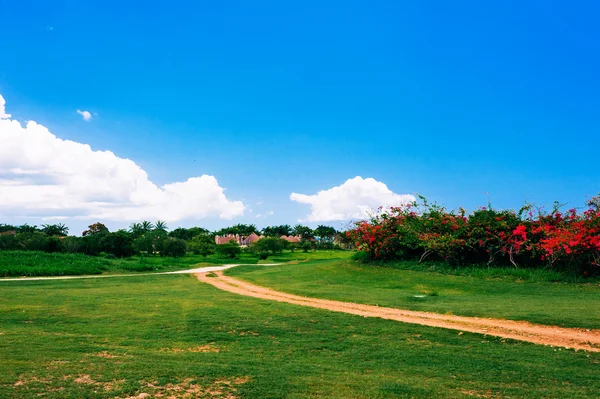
[{"x1": 197, "y1": 271, "x2": 600, "y2": 352}]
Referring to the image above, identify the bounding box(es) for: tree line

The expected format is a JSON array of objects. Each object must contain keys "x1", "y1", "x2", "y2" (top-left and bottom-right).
[{"x1": 0, "y1": 221, "x2": 352, "y2": 259}]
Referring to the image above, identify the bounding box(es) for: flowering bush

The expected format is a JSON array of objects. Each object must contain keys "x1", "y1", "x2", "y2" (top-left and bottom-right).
[{"x1": 348, "y1": 195, "x2": 600, "y2": 275}]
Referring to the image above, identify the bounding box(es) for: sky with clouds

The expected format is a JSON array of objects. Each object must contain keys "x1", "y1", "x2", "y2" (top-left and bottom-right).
[{"x1": 1, "y1": 1, "x2": 599, "y2": 234}]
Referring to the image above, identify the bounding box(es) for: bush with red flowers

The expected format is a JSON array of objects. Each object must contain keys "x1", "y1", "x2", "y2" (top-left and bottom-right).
[{"x1": 347, "y1": 195, "x2": 600, "y2": 275}]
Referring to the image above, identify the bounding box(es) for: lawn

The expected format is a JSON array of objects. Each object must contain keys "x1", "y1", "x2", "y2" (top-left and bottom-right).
[
  {"x1": 0, "y1": 250, "x2": 352, "y2": 277},
  {"x1": 0, "y1": 273, "x2": 599, "y2": 398},
  {"x1": 226, "y1": 259, "x2": 600, "y2": 329}
]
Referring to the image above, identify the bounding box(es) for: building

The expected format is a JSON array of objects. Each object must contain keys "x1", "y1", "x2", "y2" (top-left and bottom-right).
[{"x1": 280, "y1": 235, "x2": 301, "y2": 243}]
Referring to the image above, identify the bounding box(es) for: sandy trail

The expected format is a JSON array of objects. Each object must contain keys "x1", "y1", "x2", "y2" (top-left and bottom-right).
[
  {"x1": 197, "y1": 271, "x2": 600, "y2": 352},
  {"x1": 0, "y1": 264, "x2": 282, "y2": 282}
]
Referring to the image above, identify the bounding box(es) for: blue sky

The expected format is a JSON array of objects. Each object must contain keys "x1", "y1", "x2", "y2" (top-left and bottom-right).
[{"x1": 1, "y1": 1, "x2": 599, "y2": 234}]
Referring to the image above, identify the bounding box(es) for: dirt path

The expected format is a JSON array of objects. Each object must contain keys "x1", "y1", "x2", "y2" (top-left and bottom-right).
[
  {"x1": 197, "y1": 271, "x2": 600, "y2": 352},
  {"x1": 0, "y1": 264, "x2": 282, "y2": 282}
]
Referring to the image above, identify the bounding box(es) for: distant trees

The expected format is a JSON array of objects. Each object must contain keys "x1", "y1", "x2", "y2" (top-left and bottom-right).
[
  {"x1": 0, "y1": 219, "x2": 346, "y2": 261},
  {"x1": 215, "y1": 240, "x2": 242, "y2": 259},
  {"x1": 249, "y1": 237, "x2": 288, "y2": 259},
  {"x1": 292, "y1": 225, "x2": 315, "y2": 241},
  {"x1": 161, "y1": 238, "x2": 186, "y2": 257},
  {"x1": 41, "y1": 223, "x2": 69, "y2": 237},
  {"x1": 154, "y1": 220, "x2": 168, "y2": 232},
  {"x1": 169, "y1": 227, "x2": 210, "y2": 240},
  {"x1": 215, "y1": 224, "x2": 258, "y2": 236},
  {"x1": 187, "y1": 234, "x2": 216, "y2": 257},
  {"x1": 82, "y1": 222, "x2": 109, "y2": 237},
  {"x1": 261, "y1": 225, "x2": 292, "y2": 237},
  {"x1": 101, "y1": 230, "x2": 135, "y2": 258},
  {"x1": 314, "y1": 225, "x2": 337, "y2": 243}
]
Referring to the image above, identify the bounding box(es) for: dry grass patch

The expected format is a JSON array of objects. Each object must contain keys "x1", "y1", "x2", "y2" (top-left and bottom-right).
[
  {"x1": 161, "y1": 343, "x2": 221, "y2": 353},
  {"x1": 118, "y1": 377, "x2": 250, "y2": 399}
]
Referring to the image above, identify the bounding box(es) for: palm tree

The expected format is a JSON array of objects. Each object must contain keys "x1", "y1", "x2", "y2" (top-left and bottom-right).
[
  {"x1": 129, "y1": 222, "x2": 143, "y2": 238},
  {"x1": 141, "y1": 221, "x2": 154, "y2": 233},
  {"x1": 154, "y1": 220, "x2": 168, "y2": 231},
  {"x1": 41, "y1": 223, "x2": 69, "y2": 237}
]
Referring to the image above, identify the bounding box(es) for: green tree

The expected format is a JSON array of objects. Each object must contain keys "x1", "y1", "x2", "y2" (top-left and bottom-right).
[
  {"x1": 169, "y1": 227, "x2": 210, "y2": 240},
  {"x1": 215, "y1": 240, "x2": 242, "y2": 259},
  {"x1": 15, "y1": 232, "x2": 49, "y2": 251},
  {"x1": 41, "y1": 223, "x2": 69, "y2": 237},
  {"x1": 154, "y1": 220, "x2": 168, "y2": 232},
  {"x1": 141, "y1": 221, "x2": 154, "y2": 233},
  {"x1": 161, "y1": 238, "x2": 186, "y2": 257},
  {"x1": 215, "y1": 224, "x2": 258, "y2": 236},
  {"x1": 261, "y1": 225, "x2": 292, "y2": 237},
  {"x1": 0, "y1": 224, "x2": 17, "y2": 233},
  {"x1": 82, "y1": 222, "x2": 109, "y2": 236},
  {"x1": 17, "y1": 224, "x2": 39, "y2": 234},
  {"x1": 249, "y1": 237, "x2": 287, "y2": 259},
  {"x1": 129, "y1": 222, "x2": 144, "y2": 238},
  {"x1": 101, "y1": 230, "x2": 135, "y2": 258},
  {"x1": 187, "y1": 234, "x2": 216, "y2": 257},
  {"x1": 292, "y1": 225, "x2": 314, "y2": 241},
  {"x1": 133, "y1": 230, "x2": 166, "y2": 255},
  {"x1": 314, "y1": 225, "x2": 337, "y2": 243}
]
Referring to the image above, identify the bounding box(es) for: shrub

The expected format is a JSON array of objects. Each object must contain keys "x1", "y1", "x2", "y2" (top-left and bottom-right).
[
  {"x1": 161, "y1": 238, "x2": 187, "y2": 257},
  {"x1": 101, "y1": 231, "x2": 135, "y2": 258},
  {"x1": 347, "y1": 194, "x2": 600, "y2": 275},
  {"x1": 249, "y1": 237, "x2": 287, "y2": 258},
  {"x1": 216, "y1": 240, "x2": 242, "y2": 259},
  {"x1": 187, "y1": 234, "x2": 216, "y2": 257}
]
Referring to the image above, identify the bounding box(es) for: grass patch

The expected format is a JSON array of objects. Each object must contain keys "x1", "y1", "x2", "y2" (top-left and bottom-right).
[
  {"x1": 0, "y1": 251, "x2": 110, "y2": 276},
  {"x1": 0, "y1": 275, "x2": 598, "y2": 398},
  {"x1": 227, "y1": 259, "x2": 600, "y2": 329},
  {"x1": 0, "y1": 250, "x2": 353, "y2": 277}
]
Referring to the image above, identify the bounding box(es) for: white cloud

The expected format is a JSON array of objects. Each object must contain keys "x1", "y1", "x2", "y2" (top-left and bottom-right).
[
  {"x1": 77, "y1": 110, "x2": 92, "y2": 121},
  {"x1": 0, "y1": 94, "x2": 246, "y2": 222},
  {"x1": 255, "y1": 210, "x2": 274, "y2": 219},
  {"x1": 0, "y1": 95, "x2": 11, "y2": 119},
  {"x1": 290, "y1": 176, "x2": 415, "y2": 222}
]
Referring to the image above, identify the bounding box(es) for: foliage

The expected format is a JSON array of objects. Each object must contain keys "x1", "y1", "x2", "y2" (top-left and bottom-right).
[
  {"x1": 169, "y1": 226, "x2": 210, "y2": 240},
  {"x1": 161, "y1": 238, "x2": 187, "y2": 257},
  {"x1": 0, "y1": 251, "x2": 109, "y2": 276},
  {"x1": 187, "y1": 234, "x2": 216, "y2": 256},
  {"x1": 314, "y1": 225, "x2": 337, "y2": 243},
  {"x1": 101, "y1": 230, "x2": 136, "y2": 258},
  {"x1": 261, "y1": 224, "x2": 292, "y2": 237},
  {"x1": 133, "y1": 230, "x2": 167, "y2": 255},
  {"x1": 292, "y1": 224, "x2": 314, "y2": 241},
  {"x1": 41, "y1": 223, "x2": 69, "y2": 237},
  {"x1": 82, "y1": 222, "x2": 109, "y2": 236},
  {"x1": 215, "y1": 240, "x2": 242, "y2": 259},
  {"x1": 249, "y1": 237, "x2": 288, "y2": 259},
  {"x1": 347, "y1": 194, "x2": 600, "y2": 275},
  {"x1": 215, "y1": 224, "x2": 258, "y2": 236},
  {"x1": 299, "y1": 240, "x2": 313, "y2": 252},
  {"x1": 15, "y1": 232, "x2": 49, "y2": 252}
]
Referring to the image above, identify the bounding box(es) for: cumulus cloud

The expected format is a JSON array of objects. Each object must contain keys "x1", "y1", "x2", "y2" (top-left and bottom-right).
[
  {"x1": 290, "y1": 176, "x2": 415, "y2": 222},
  {"x1": 0, "y1": 94, "x2": 245, "y2": 222},
  {"x1": 0, "y1": 95, "x2": 10, "y2": 119},
  {"x1": 77, "y1": 109, "x2": 92, "y2": 121}
]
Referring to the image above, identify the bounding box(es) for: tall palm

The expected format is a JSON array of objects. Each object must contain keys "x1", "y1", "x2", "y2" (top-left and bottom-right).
[
  {"x1": 41, "y1": 223, "x2": 69, "y2": 237},
  {"x1": 129, "y1": 222, "x2": 143, "y2": 238},
  {"x1": 155, "y1": 220, "x2": 168, "y2": 231},
  {"x1": 141, "y1": 221, "x2": 154, "y2": 233}
]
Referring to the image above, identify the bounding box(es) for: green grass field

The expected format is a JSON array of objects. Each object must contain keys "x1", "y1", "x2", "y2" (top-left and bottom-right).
[
  {"x1": 0, "y1": 250, "x2": 352, "y2": 277},
  {"x1": 227, "y1": 259, "x2": 600, "y2": 329},
  {"x1": 1, "y1": 273, "x2": 599, "y2": 398}
]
